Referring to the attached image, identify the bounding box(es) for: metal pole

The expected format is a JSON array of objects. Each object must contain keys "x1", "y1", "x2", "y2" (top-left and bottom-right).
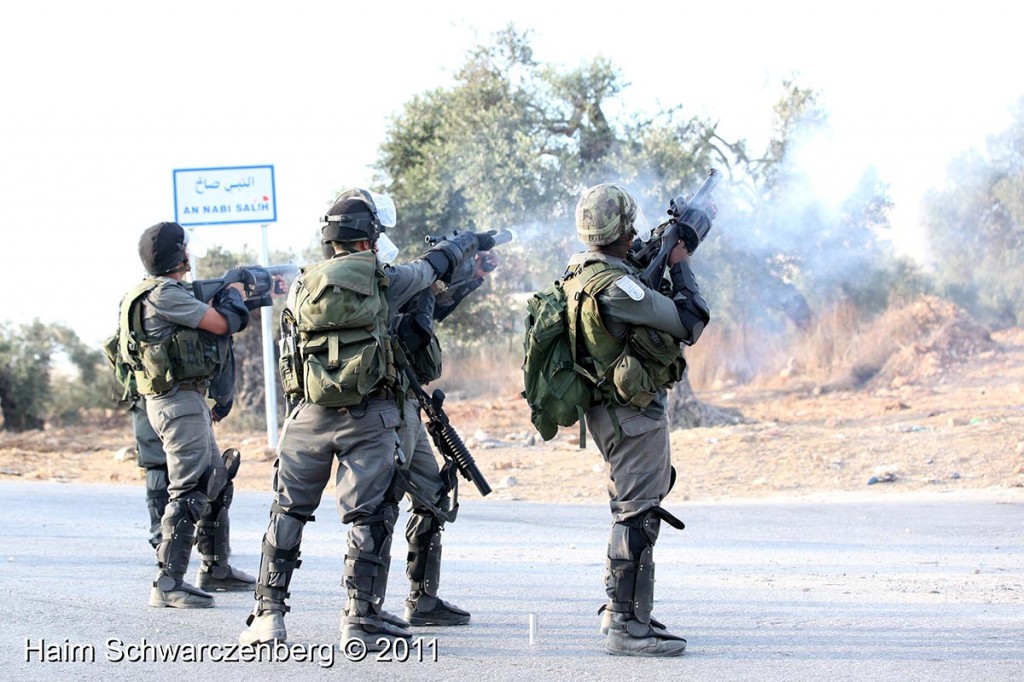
[
  {"x1": 187, "y1": 227, "x2": 198, "y2": 282},
  {"x1": 259, "y1": 223, "x2": 279, "y2": 449}
]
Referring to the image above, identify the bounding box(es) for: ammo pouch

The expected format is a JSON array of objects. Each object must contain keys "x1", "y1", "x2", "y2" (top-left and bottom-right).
[
  {"x1": 118, "y1": 280, "x2": 219, "y2": 397},
  {"x1": 133, "y1": 329, "x2": 218, "y2": 395},
  {"x1": 286, "y1": 251, "x2": 396, "y2": 408},
  {"x1": 611, "y1": 326, "x2": 686, "y2": 409},
  {"x1": 409, "y1": 333, "x2": 443, "y2": 385}
]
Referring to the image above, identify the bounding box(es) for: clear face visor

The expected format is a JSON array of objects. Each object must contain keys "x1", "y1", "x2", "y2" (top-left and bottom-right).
[
  {"x1": 367, "y1": 192, "x2": 397, "y2": 229},
  {"x1": 631, "y1": 204, "x2": 652, "y2": 243},
  {"x1": 183, "y1": 228, "x2": 208, "y2": 258},
  {"x1": 375, "y1": 233, "x2": 399, "y2": 264}
]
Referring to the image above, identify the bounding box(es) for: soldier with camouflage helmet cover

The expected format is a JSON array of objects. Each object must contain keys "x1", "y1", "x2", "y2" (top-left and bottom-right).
[{"x1": 560, "y1": 182, "x2": 712, "y2": 656}]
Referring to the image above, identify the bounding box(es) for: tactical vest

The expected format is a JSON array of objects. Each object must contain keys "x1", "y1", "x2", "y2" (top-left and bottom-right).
[
  {"x1": 278, "y1": 250, "x2": 396, "y2": 407},
  {"x1": 118, "y1": 279, "x2": 220, "y2": 396},
  {"x1": 564, "y1": 259, "x2": 686, "y2": 409}
]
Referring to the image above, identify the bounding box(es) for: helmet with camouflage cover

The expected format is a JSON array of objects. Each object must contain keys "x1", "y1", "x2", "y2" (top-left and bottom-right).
[{"x1": 574, "y1": 183, "x2": 650, "y2": 246}]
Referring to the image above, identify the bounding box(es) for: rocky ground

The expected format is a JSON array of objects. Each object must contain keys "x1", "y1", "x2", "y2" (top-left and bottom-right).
[{"x1": 2, "y1": 300, "x2": 1023, "y2": 506}]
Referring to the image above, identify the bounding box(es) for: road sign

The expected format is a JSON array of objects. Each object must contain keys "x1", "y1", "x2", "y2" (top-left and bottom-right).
[{"x1": 173, "y1": 165, "x2": 276, "y2": 226}]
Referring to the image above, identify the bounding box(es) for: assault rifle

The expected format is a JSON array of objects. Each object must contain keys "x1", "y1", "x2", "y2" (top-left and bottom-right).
[
  {"x1": 424, "y1": 228, "x2": 514, "y2": 286},
  {"x1": 404, "y1": 367, "x2": 493, "y2": 497},
  {"x1": 193, "y1": 264, "x2": 300, "y2": 310},
  {"x1": 632, "y1": 169, "x2": 721, "y2": 289}
]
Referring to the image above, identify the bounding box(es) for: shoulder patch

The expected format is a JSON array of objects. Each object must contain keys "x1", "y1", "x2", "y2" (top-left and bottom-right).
[{"x1": 614, "y1": 276, "x2": 645, "y2": 301}]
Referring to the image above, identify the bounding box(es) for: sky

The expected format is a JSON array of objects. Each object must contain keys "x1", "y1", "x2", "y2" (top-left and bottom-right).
[{"x1": 2, "y1": 0, "x2": 1022, "y2": 346}]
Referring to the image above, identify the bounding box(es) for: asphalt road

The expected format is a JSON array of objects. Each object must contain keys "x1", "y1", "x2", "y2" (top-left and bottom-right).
[{"x1": 1, "y1": 481, "x2": 1021, "y2": 681}]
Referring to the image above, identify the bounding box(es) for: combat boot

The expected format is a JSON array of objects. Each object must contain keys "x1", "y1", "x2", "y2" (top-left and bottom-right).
[
  {"x1": 149, "y1": 578, "x2": 215, "y2": 609},
  {"x1": 239, "y1": 612, "x2": 287, "y2": 645},
  {"x1": 602, "y1": 508, "x2": 687, "y2": 656},
  {"x1": 152, "y1": 490, "x2": 213, "y2": 609},
  {"x1": 605, "y1": 613, "x2": 687, "y2": 657},
  {"x1": 196, "y1": 479, "x2": 256, "y2": 592},
  {"x1": 197, "y1": 563, "x2": 257, "y2": 592},
  {"x1": 404, "y1": 592, "x2": 471, "y2": 626},
  {"x1": 403, "y1": 511, "x2": 470, "y2": 626},
  {"x1": 238, "y1": 511, "x2": 307, "y2": 645},
  {"x1": 341, "y1": 599, "x2": 412, "y2": 652}
]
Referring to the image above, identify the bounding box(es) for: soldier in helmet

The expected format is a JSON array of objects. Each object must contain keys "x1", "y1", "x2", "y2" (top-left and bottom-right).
[
  {"x1": 565, "y1": 183, "x2": 711, "y2": 656},
  {"x1": 120, "y1": 391, "x2": 252, "y2": 590},
  {"x1": 238, "y1": 191, "x2": 481, "y2": 650},
  {"x1": 115, "y1": 221, "x2": 255, "y2": 608},
  {"x1": 334, "y1": 188, "x2": 496, "y2": 628}
]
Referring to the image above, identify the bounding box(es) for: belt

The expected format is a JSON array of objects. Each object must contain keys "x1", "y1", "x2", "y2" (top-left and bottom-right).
[{"x1": 175, "y1": 382, "x2": 207, "y2": 394}]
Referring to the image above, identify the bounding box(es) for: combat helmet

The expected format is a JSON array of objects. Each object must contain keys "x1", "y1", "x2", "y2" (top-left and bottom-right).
[
  {"x1": 138, "y1": 221, "x2": 189, "y2": 275},
  {"x1": 575, "y1": 184, "x2": 650, "y2": 246}
]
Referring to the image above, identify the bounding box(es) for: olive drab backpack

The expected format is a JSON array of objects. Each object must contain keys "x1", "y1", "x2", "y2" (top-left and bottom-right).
[
  {"x1": 278, "y1": 250, "x2": 397, "y2": 408},
  {"x1": 521, "y1": 263, "x2": 624, "y2": 446},
  {"x1": 522, "y1": 260, "x2": 687, "y2": 446},
  {"x1": 521, "y1": 278, "x2": 596, "y2": 445}
]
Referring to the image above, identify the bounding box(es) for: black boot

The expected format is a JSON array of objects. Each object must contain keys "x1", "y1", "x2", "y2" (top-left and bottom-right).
[
  {"x1": 602, "y1": 509, "x2": 686, "y2": 657},
  {"x1": 340, "y1": 507, "x2": 411, "y2": 650},
  {"x1": 196, "y1": 481, "x2": 256, "y2": 591},
  {"x1": 150, "y1": 490, "x2": 214, "y2": 609},
  {"x1": 403, "y1": 512, "x2": 470, "y2": 626},
  {"x1": 239, "y1": 508, "x2": 307, "y2": 645}
]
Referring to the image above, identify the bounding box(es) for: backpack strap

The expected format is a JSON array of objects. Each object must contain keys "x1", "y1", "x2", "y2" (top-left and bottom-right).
[{"x1": 563, "y1": 261, "x2": 628, "y2": 449}]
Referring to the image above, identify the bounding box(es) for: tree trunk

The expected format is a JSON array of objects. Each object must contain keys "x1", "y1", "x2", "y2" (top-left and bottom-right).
[{"x1": 667, "y1": 371, "x2": 745, "y2": 429}]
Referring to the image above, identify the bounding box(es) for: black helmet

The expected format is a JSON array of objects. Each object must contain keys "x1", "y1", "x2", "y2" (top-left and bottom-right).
[
  {"x1": 320, "y1": 197, "x2": 380, "y2": 259},
  {"x1": 139, "y1": 221, "x2": 189, "y2": 275}
]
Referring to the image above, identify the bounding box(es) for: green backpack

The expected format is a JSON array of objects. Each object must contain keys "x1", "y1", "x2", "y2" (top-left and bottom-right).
[{"x1": 521, "y1": 278, "x2": 601, "y2": 446}]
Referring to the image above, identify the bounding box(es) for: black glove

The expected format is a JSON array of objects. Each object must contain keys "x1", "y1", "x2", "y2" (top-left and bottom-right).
[
  {"x1": 211, "y1": 399, "x2": 233, "y2": 422},
  {"x1": 213, "y1": 287, "x2": 250, "y2": 334},
  {"x1": 423, "y1": 232, "x2": 479, "y2": 283}
]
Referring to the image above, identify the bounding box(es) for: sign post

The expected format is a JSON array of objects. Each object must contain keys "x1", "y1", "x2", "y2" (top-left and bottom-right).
[{"x1": 172, "y1": 164, "x2": 281, "y2": 448}]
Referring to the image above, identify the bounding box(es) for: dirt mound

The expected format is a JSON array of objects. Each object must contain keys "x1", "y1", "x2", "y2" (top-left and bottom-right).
[{"x1": 861, "y1": 296, "x2": 996, "y2": 388}]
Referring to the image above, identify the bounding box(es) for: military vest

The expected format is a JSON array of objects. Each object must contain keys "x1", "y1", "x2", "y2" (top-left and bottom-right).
[
  {"x1": 117, "y1": 279, "x2": 220, "y2": 396},
  {"x1": 564, "y1": 259, "x2": 686, "y2": 409},
  {"x1": 278, "y1": 250, "x2": 396, "y2": 407}
]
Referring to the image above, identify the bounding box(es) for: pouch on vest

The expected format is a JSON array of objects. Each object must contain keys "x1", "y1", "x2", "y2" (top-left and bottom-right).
[
  {"x1": 627, "y1": 325, "x2": 686, "y2": 391},
  {"x1": 302, "y1": 327, "x2": 392, "y2": 407},
  {"x1": 611, "y1": 353, "x2": 658, "y2": 409},
  {"x1": 278, "y1": 308, "x2": 303, "y2": 401}
]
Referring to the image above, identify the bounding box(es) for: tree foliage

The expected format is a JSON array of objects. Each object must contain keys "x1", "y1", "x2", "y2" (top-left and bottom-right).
[
  {"x1": 0, "y1": 320, "x2": 110, "y2": 431},
  {"x1": 924, "y1": 98, "x2": 1024, "y2": 328},
  {"x1": 374, "y1": 25, "x2": 741, "y2": 349}
]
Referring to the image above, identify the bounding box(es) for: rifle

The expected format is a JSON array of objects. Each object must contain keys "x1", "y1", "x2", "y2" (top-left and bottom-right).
[
  {"x1": 633, "y1": 169, "x2": 721, "y2": 289},
  {"x1": 404, "y1": 367, "x2": 492, "y2": 497},
  {"x1": 193, "y1": 264, "x2": 300, "y2": 311},
  {"x1": 424, "y1": 229, "x2": 514, "y2": 286}
]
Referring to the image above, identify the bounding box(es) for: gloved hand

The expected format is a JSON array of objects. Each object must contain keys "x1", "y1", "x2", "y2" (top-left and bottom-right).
[
  {"x1": 211, "y1": 399, "x2": 233, "y2": 422},
  {"x1": 213, "y1": 286, "x2": 250, "y2": 334},
  {"x1": 423, "y1": 232, "x2": 479, "y2": 283}
]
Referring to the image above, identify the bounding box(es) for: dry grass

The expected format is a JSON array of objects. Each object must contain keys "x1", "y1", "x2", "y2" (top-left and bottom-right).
[{"x1": 450, "y1": 295, "x2": 1001, "y2": 398}]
